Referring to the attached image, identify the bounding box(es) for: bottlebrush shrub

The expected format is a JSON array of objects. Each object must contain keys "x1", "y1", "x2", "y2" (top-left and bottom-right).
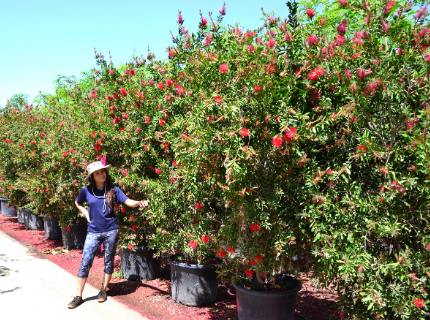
[{"x1": 0, "y1": 1, "x2": 429, "y2": 318}]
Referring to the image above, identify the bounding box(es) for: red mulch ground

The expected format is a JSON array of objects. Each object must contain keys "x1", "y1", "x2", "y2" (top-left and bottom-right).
[{"x1": 0, "y1": 215, "x2": 340, "y2": 320}]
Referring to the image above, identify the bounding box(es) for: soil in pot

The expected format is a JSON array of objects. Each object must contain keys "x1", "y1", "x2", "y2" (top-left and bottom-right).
[
  {"x1": 168, "y1": 255, "x2": 220, "y2": 307},
  {"x1": 1, "y1": 200, "x2": 17, "y2": 217},
  {"x1": 234, "y1": 275, "x2": 302, "y2": 320},
  {"x1": 120, "y1": 246, "x2": 160, "y2": 281},
  {"x1": 17, "y1": 208, "x2": 25, "y2": 224},
  {"x1": 26, "y1": 212, "x2": 44, "y2": 230},
  {"x1": 44, "y1": 216, "x2": 62, "y2": 240},
  {"x1": 61, "y1": 223, "x2": 87, "y2": 249}
]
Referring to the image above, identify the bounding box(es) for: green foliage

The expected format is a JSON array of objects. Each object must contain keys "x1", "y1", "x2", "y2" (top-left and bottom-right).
[{"x1": 0, "y1": 1, "x2": 429, "y2": 318}]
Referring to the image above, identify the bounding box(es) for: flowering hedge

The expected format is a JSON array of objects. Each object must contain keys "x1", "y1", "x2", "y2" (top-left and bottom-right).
[{"x1": 1, "y1": 1, "x2": 430, "y2": 318}]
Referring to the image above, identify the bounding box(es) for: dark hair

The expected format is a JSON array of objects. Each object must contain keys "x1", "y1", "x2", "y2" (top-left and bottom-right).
[{"x1": 88, "y1": 169, "x2": 116, "y2": 211}]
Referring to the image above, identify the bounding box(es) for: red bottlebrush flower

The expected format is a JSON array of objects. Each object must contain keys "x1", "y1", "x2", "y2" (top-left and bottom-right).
[
  {"x1": 178, "y1": 14, "x2": 184, "y2": 24},
  {"x1": 129, "y1": 244, "x2": 135, "y2": 250},
  {"x1": 201, "y1": 235, "x2": 209, "y2": 243},
  {"x1": 20, "y1": 143, "x2": 24, "y2": 147},
  {"x1": 239, "y1": 128, "x2": 250, "y2": 137},
  {"x1": 122, "y1": 113, "x2": 128, "y2": 119},
  {"x1": 91, "y1": 132, "x2": 96, "y2": 138},
  {"x1": 130, "y1": 215, "x2": 135, "y2": 221},
  {"x1": 219, "y1": 63, "x2": 229, "y2": 74},
  {"x1": 357, "y1": 145, "x2": 366, "y2": 153},
  {"x1": 200, "y1": 17, "x2": 208, "y2": 28},
  {"x1": 166, "y1": 78, "x2": 173, "y2": 86},
  {"x1": 246, "y1": 44, "x2": 254, "y2": 53},
  {"x1": 121, "y1": 169, "x2": 128, "y2": 177},
  {"x1": 159, "y1": 119, "x2": 165, "y2": 126},
  {"x1": 120, "y1": 88, "x2": 127, "y2": 96},
  {"x1": 284, "y1": 32, "x2": 293, "y2": 42},
  {"x1": 384, "y1": 1, "x2": 395, "y2": 15},
  {"x1": 169, "y1": 50, "x2": 175, "y2": 58},
  {"x1": 308, "y1": 66, "x2": 324, "y2": 81},
  {"x1": 272, "y1": 136, "x2": 283, "y2": 148},
  {"x1": 414, "y1": 7, "x2": 428, "y2": 20},
  {"x1": 173, "y1": 160, "x2": 178, "y2": 167},
  {"x1": 228, "y1": 247, "x2": 235, "y2": 253},
  {"x1": 135, "y1": 128, "x2": 141, "y2": 134},
  {"x1": 31, "y1": 140, "x2": 36, "y2": 144},
  {"x1": 218, "y1": 250, "x2": 226, "y2": 258},
  {"x1": 265, "y1": 64, "x2": 277, "y2": 74},
  {"x1": 250, "y1": 260, "x2": 256, "y2": 265},
  {"x1": 109, "y1": 69, "x2": 114, "y2": 75},
  {"x1": 155, "y1": 168, "x2": 162, "y2": 175},
  {"x1": 119, "y1": 128, "x2": 125, "y2": 132},
  {"x1": 189, "y1": 239, "x2": 198, "y2": 249},
  {"x1": 245, "y1": 270, "x2": 254, "y2": 277},
  {"x1": 176, "y1": 85, "x2": 185, "y2": 95},
  {"x1": 157, "y1": 83, "x2": 165, "y2": 90},
  {"x1": 337, "y1": 19, "x2": 347, "y2": 35},
  {"x1": 41, "y1": 132, "x2": 45, "y2": 137},
  {"x1": 338, "y1": 0, "x2": 347, "y2": 7},
  {"x1": 220, "y1": 6, "x2": 226, "y2": 15},
  {"x1": 357, "y1": 68, "x2": 371, "y2": 81},
  {"x1": 115, "y1": 204, "x2": 119, "y2": 209},
  {"x1": 129, "y1": 69, "x2": 135, "y2": 76},
  {"x1": 283, "y1": 127, "x2": 297, "y2": 142},
  {"x1": 66, "y1": 226, "x2": 71, "y2": 231},
  {"x1": 381, "y1": 20, "x2": 390, "y2": 34},
  {"x1": 121, "y1": 208, "x2": 126, "y2": 213},
  {"x1": 215, "y1": 95, "x2": 223, "y2": 104},
  {"x1": 250, "y1": 223, "x2": 260, "y2": 231},
  {"x1": 131, "y1": 225, "x2": 138, "y2": 230},
  {"x1": 62, "y1": 151, "x2": 68, "y2": 157},
  {"x1": 196, "y1": 203, "x2": 204, "y2": 210},
  {"x1": 413, "y1": 298, "x2": 425, "y2": 308},
  {"x1": 307, "y1": 34, "x2": 319, "y2": 44},
  {"x1": 254, "y1": 255, "x2": 262, "y2": 262},
  {"x1": 70, "y1": 158, "x2": 75, "y2": 163},
  {"x1": 266, "y1": 38, "x2": 276, "y2": 49},
  {"x1": 144, "y1": 115, "x2": 151, "y2": 125},
  {"x1": 306, "y1": 9, "x2": 316, "y2": 19},
  {"x1": 253, "y1": 86, "x2": 262, "y2": 93}
]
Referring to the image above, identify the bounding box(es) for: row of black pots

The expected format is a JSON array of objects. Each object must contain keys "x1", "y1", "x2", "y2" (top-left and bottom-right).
[{"x1": 16, "y1": 208, "x2": 86, "y2": 248}]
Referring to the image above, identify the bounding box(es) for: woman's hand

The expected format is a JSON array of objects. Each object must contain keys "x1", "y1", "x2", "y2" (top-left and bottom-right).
[{"x1": 138, "y1": 200, "x2": 149, "y2": 208}]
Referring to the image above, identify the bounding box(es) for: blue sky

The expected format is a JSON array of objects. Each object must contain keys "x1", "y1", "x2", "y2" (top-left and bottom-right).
[{"x1": 0, "y1": 0, "x2": 294, "y2": 108}]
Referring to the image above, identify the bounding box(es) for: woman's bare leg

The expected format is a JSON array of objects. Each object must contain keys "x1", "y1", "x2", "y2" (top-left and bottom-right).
[
  {"x1": 101, "y1": 273, "x2": 112, "y2": 292},
  {"x1": 77, "y1": 277, "x2": 87, "y2": 297}
]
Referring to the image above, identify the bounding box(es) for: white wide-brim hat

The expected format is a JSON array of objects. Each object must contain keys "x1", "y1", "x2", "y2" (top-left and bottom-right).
[{"x1": 84, "y1": 161, "x2": 111, "y2": 183}]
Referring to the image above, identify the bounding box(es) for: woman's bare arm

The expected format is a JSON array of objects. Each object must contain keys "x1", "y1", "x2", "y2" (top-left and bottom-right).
[
  {"x1": 124, "y1": 199, "x2": 149, "y2": 208},
  {"x1": 75, "y1": 200, "x2": 91, "y2": 223}
]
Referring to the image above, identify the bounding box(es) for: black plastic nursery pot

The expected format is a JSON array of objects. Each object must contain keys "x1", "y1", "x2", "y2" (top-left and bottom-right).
[
  {"x1": 168, "y1": 255, "x2": 220, "y2": 307},
  {"x1": 44, "y1": 216, "x2": 62, "y2": 240},
  {"x1": 62, "y1": 223, "x2": 87, "y2": 249},
  {"x1": 234, "y1": 275, "x2": 302, "y2": 320},
  {"x1": 1, "y1": 199, "x2": 17, "y2": 217},
  {"x1": 120, "y1": 246, "x2": 160, "y2": 281},
  {"x1": 25, "y1": 212, "x2": 44, "y2": 230},
  {"x1": 17, "y1": 208, "x2": 25, "y2": 224}
]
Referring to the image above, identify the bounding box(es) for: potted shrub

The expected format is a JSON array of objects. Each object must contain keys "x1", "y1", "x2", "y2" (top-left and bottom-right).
[{"x1": 117, "y1": 192, "x2": 160, "y2": 282}]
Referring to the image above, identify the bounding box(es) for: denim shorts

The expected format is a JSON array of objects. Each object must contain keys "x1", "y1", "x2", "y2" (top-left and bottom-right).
[{"x1": 78, "y1": 229, "x2": 119, "y2": 278}]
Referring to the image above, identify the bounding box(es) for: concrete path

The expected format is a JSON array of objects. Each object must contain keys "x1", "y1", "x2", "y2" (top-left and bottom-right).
[{"x1": 0, "y1": 230, "x2": 149, "y2": 320}]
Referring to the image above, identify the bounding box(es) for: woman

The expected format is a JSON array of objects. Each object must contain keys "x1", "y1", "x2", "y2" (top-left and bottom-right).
[{"x1": 68, "y1": 158, "x2": 148, "y2": 309}]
